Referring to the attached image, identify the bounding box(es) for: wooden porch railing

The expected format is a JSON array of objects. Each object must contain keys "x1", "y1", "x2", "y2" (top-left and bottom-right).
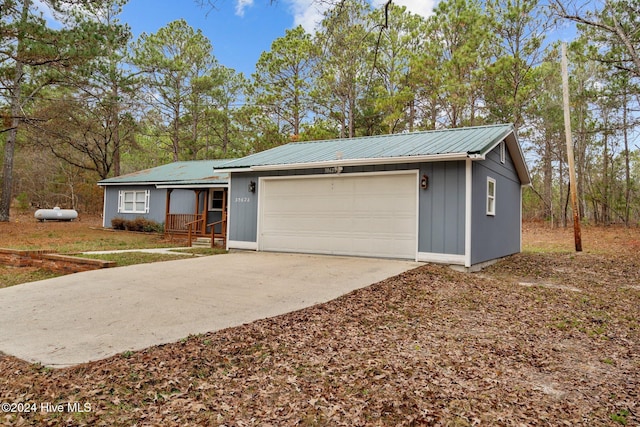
[
  {"x1": 166, "y1": 213, "x2": 226, "y2": 248},
  {"x1": 206, "y1": 217, "x2": 227, "y2": 248},
  {"x1": 166, "y1": 213, "x2": 204, "y2": 234}
]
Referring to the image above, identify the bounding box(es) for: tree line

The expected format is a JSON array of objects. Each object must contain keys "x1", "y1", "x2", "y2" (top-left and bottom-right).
[{"x1": 1, "y1": 0, "x2": 639, "y2": 226}]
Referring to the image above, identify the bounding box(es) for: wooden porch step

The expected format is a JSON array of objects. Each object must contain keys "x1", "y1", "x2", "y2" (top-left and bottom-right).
[{"x1": 192, "y1": 237, "x2": 212, "y2": 248}]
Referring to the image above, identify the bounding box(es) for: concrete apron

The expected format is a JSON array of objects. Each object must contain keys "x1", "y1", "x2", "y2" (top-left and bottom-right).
[{"x1": 0, "y1": 252, "x2": 420, "y2": 368}]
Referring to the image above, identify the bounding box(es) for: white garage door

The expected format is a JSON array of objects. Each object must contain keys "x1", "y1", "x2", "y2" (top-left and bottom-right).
[{"x1": 259, "y1": 172, "x2": 418, "y2": 259}]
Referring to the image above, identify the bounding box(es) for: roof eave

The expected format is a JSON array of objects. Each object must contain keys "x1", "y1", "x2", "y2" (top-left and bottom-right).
[
  {"x1": 98, "y1": 181, "x2": 160, "y2": 186},
  {"x1": 505, "y1": 132, "x2": 531, "y2": 186},
  {"x1": 470, "y1": 126, "x2": 531, "y2": 186},
  {"x1": 99, "y1": 181, "x2": 229, "y2": 188},
  {"x1": 156, "y1": 183, "x2": 228, "y2": 189},
  {"x1": 224, "y1": 152, "x2": 472, "y2": 173}
]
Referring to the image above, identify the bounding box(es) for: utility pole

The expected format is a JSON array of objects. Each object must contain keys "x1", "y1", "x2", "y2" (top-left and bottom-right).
[{"x1": 561, "y1": 42, "x2": 582, "y2": 252}]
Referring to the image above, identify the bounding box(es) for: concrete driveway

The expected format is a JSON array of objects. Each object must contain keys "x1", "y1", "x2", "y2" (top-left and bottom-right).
[{"x1": 0, "y1": 252, "x2": 419, "y2": 367}]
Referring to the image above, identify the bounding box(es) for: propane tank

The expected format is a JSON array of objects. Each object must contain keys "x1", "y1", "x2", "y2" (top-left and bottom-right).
[{"x1": 34, "y1": 206, "x2": 78, "y2": 222}]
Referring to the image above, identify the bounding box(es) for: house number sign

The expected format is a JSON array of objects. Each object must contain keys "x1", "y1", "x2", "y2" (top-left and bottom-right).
[
  {"x1": 235, "y1": 197, "x2": 251, "y2": 203},
  {"x1": 324, "y1": 166, "x2": 343, "y2": 174}
]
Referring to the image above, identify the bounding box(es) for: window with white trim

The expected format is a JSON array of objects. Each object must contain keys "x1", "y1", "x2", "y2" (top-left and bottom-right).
[
  {"x1": 209, "y1": 189, "x2": 225, "y2": 211},
  {"x1": 118, "y1": 190, "x2": 150, "y2": 214},
  {"x1": 500, "y1": 141, "x2": 506, "y2": 164},
  {"x1": 486, "y1": 177, "x2": 496, "y2": 216}
]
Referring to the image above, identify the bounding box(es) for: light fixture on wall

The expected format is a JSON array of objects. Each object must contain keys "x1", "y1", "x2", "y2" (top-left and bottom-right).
[
  {"x1": 248, "y1": 181, "x2": 256, "y2": 193},
  {"x1": 421, "y1": 174, "x2": 429, "y2": 190}
]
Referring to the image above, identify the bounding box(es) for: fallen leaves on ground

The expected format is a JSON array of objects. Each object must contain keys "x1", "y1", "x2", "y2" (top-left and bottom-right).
[{"x1": 0, "y1": 223, "x2": 638, "y2": 426}]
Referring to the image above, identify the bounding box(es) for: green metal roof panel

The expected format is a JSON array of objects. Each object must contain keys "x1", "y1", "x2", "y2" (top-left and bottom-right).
[
  {"x1": 218, "y1": 124, "x2": 515, "y2": 169},
  {"x1": 98, "y1": 159, "x2": 230, "y2": 186}
]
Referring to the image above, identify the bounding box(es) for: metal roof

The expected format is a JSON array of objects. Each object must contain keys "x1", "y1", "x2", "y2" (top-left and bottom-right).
[
  {"x1": 217, "y1": 124, "x2": 530, "y2": 185},
  {"x1": 98, "y1": 160, "x2": 230, "y2": 187},
  {"x1": 218, "y1": 124, "x2": 513, "y2": 169}
]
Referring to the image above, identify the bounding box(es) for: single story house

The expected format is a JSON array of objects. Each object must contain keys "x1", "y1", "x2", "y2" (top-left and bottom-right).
[
  {"x1": 98, "y1": 160, "x2": 230, "y2": 239},
  {"x1": 216, "y1": 124, "x2": 530, "y2": 269}
]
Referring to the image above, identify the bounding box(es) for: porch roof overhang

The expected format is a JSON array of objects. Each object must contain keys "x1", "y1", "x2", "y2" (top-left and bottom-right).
[
  {"x1": 99, "y1": 181, "x2": 228, "y2": 189},
  {"x1": 155, "y1": 183, "x2": 229, "y2": 189},
  {"x1": 98, "y1": 159, "x2": 230, "y2": 188}
]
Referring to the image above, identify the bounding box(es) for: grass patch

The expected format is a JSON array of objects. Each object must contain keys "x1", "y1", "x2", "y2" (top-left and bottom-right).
[
  {"x1": 7, "y1": 230, "x2": 171, "y2": 253},
  {"x1": 0, "y1": 266, "x2": 61, "y2": 288},
  {"x1": 610, "y1": 409, "x2": 630, "y2": 425},
  {"x1": 170, "y1": 247, "x2": 227, "y2": 256},
  {"x1": 78, "y1": 252, "x2": 196, "y2": 267}
]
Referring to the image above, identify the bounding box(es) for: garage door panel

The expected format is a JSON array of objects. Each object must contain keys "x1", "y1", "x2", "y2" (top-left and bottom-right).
[{"x1": 259, "y1": 173, "x2": 417, "y2": 259}]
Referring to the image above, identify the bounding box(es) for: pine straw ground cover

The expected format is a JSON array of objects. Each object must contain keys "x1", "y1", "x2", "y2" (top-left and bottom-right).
[{"x1": 1, "y1": 224, "x2": 639, "y2": 426}]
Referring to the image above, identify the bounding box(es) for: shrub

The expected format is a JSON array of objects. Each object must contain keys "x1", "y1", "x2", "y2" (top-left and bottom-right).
[
  {"x1": 126, "y1": 217, "x2": 146, "y2": 232},
  {"x1": 111, "y1": 217, "x2": 163, "y2": 233},
  {"x1": 111, "y1": 217, "x2": 126, "y2": 230},
  {"x1": 142, "y1": 220, "x2": 164, "y2": 233}
]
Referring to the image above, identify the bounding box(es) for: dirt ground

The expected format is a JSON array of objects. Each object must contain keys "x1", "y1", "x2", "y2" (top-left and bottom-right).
[
  {"x1": 0, "y1": 212, "x2": 172, "y2": 252},
  {"x1": 0, "y1": 219, "x2": 638, "y2": 426},
  {"x1": 0, "y1": 211, "x2": 100, "y2": 242}
]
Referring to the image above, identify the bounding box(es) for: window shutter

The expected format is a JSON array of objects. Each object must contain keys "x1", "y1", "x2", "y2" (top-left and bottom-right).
[
  {"x1": 145, "y1": 190, "x2": 150, "y2": 213},
  {"x1": 117, "y1": 190, "x2": 123, "y2": 213}
]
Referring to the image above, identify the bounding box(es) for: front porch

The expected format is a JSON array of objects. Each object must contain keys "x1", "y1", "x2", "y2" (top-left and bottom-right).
[{"x1": 164, "y1": 188, "x2": 227, "y2": 248}]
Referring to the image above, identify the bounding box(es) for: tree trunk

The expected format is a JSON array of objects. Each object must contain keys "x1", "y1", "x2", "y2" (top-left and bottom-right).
[
  {"x1": 172, "y1": 104, "x2": 180, "y2": 162},
  {"x1": 543, "y1": 136, "x2": 553, "y2": 223},
  {"x1": 602, "y1": 118, "x2": 610, "y2": 225},
  {"x1": 0, "y1": 0, "x2": 29, "y2": 222},
  {"x1": 111, "y1": 81, "x2": 121, "y2": 176},
  {"x1": 623, "y1": 89, "x2": 631, "y2": 226}
]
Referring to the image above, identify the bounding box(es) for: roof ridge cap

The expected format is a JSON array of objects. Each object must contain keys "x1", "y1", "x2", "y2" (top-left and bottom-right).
[{"x1": 290, "y1": 124, "x2": 514, "y2": 145}]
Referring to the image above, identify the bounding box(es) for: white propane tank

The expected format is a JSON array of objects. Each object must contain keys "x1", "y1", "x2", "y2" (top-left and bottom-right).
[{"x1": 34, "y1": 206, "x2": 78, "y2": 221}]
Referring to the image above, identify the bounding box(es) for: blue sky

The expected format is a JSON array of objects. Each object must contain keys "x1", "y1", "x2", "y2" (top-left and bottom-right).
[
  {"x1": 118, "y1": 0, "x2": 434, "y2": 77},
  {"x1": 37, "y1": 0, "x2": 571, "y2": 78},
  {"x1": 119, "y1": 0, "x2": 295, "y2": 77}
]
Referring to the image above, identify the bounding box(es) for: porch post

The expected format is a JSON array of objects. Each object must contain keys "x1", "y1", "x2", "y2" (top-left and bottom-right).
[
  {"x1": 165, "y1": 189, "x2": 173, "y2": 234},
  {"x1": 194, "y1": 190, "x2": 203, "y2": 234}
]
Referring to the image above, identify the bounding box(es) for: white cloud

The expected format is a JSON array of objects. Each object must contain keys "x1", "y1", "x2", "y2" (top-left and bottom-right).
[
  {"x1": 235, "y1": 0, "x2": 254, "y2": 17},
  {"x1": 372, "y1": 0, "x2": 436, "y2": 18},
  {"x1": 31, "y1": 0, "x2": 58, "y2": 22},
  {"x1": 286, "y1": 0, "x2": 330, "y2": 33},
  {"x1": 281, "y1": 0, "x2": 437, "y2": 34},
  {"x1": 32, "y1": 0, "x2": 103, "y2": 26}
]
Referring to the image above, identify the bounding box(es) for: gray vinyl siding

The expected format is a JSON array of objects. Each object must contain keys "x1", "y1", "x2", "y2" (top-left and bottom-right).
[
  {"x1": 104, "y1": 186, "x2": 227, "y2": 232},
  {"x1": 418, "y1": 161, "x2": 465, "y2": 255},
  {"x1": 229, "y1": 152, "x2": 523, "y2": 263},
  {"x1": 103, "y1": 185, "x2": 166, "y2": 227},
  {"x1": 228, "y1": 173, "x2": 260, "y2": 243},
  {"x1": 471, "y1": 144, "x2": 522, "y2": 265},
  {"x1": 229, "y1": 162, "x2": 465, "y2": 257},
  {"x1": 206, "y1": 210, "x2": 224, "y2": 234},
  {"x1": 168, "y1": 189, "x2": 196, "y2": 214}
]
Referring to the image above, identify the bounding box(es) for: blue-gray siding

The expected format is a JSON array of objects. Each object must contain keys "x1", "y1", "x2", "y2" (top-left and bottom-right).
[
  {"x1": 229, "y1": 162, "x2": 467, "y2": 258},
  {"x1": 103, "y1": 185, "x2": 167, "y2": 227},
  {"x1": 228, "y1": 173, "x2": 260, "y2": 243},
  {"x1": 471, "y1": 144, "x2": 522, "y2": 264},
  {"x1": 168, "y1": 189, "x2": 196, "y2": 214},
  {"x1": 103, "y1": 186, "x2": 225, "y2": 232},
  {"x1": 418, "y1": 161, "x2": 465, "y2": 255}
]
